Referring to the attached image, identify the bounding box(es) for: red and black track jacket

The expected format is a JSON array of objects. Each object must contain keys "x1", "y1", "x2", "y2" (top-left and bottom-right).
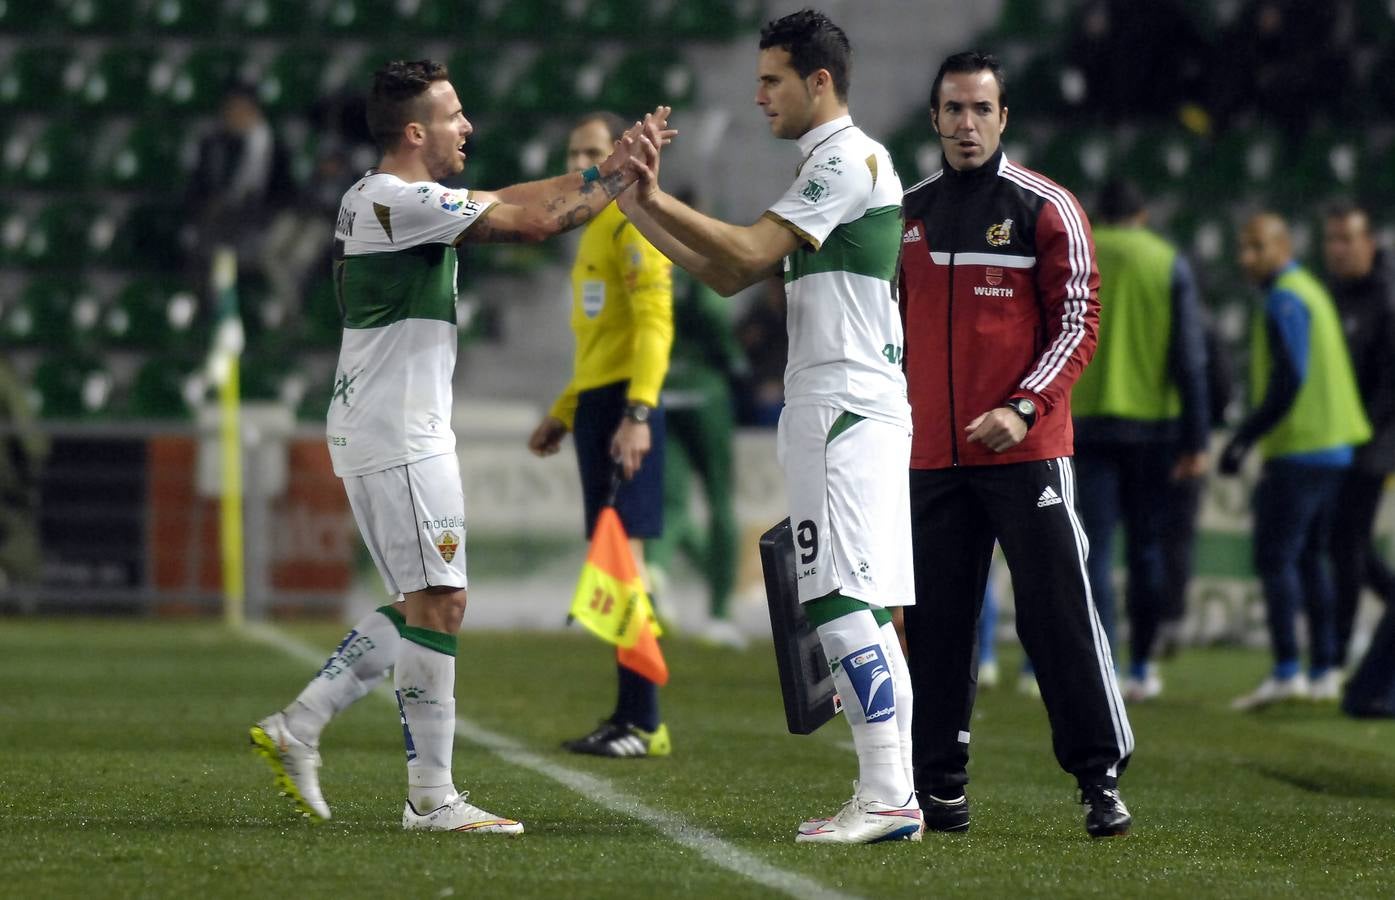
[{"x1": 899, "y1": 149, "x2": 1100, "y2": 469}]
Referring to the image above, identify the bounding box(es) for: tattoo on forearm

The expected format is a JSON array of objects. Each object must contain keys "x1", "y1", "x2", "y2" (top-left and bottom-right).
[
  {"x1": 578, "y1": 169, "x2": 627, "y2": 199},
  {"x1": 558, "y1": 204, "x2": 595, "y2": 230},
  {"x1": 468, "y1": 220, "x2": 527, "y2": 243}
]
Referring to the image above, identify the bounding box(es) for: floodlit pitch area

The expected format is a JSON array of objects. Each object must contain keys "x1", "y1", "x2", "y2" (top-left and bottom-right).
[{"x1": 3, "y1": 620, "x2": 1394, "y2": 898}]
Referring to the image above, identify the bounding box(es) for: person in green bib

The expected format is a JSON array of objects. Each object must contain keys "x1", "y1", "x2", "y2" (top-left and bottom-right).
[
  {"x1": 1222, "y1": 213, "x2": 1372, "y2": 711},
  {"x1": 1072, "y1": 179, "x2": 1211, "y2": 703}
]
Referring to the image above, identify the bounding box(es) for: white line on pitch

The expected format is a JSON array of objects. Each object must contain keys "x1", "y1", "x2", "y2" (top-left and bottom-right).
[{"x1": 246, "y1": 624, "x2": 861, "y2": 900}]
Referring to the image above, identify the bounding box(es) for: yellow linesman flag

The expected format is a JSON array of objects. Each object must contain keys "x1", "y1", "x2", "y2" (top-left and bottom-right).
[{"x1": 568, "y1": 506, "x2": 668, "y2": 684}]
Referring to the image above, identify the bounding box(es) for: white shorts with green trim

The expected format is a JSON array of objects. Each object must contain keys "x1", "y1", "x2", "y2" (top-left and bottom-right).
[
  {"x1": 776, "y1": 404, "x2": 913, "y2": 607},
  {"x1": 342, "y1": 452, "x2": 468, "y2": 596}
]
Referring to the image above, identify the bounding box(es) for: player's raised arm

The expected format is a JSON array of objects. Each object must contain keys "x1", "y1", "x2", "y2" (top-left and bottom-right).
[
  {"x1": 621, "y1": 127, "x2": 794, "y2": 297},
  {"x1": 463, "y1": 107, "x2": 676, "y2": 244}
]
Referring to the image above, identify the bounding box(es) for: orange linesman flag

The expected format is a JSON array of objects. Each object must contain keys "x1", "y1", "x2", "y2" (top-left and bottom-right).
[{"x1": 568, "y1": 506, "x2": 669, "y2": 685}]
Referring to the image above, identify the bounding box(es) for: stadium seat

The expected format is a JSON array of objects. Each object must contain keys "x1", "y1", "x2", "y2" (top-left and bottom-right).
[
  {"x1": 399, "y1": 0, "x2": 486, "y2": 34},
  {"x1": 1036, "y1": 128, "x2": 1117, "y2": 198},
  {"x1": 2, "y1": 277, "x2": 104, "y2": 351},
  {"x1": 256, "y1": 46, "x2": 330, "y2": 117},
  {"x1": 1122, "y1": 126, "x2": 1200, "y2": 193},
  {"x1": 31, "y1": 355, "x2": 116, "y2": 421},
  {"x1": 12, "y1": 123, "x2": 86, "y2": 189},
  {"x1": 0, "y1": 46, "x2": 74, "y2": 113},
  {"x1": 664, "y1": 0, "x2": 761, "y2": 39},
  {"x1": 1167, "y1": 206, "x2": 1235, "y2": 267},
  {"x1": 315, "y1": 0, "x2": 399, "y2": 34},
  {"x1": 18, "y1": 202, "x2": 94, "y2": 270},
  {"x1": 126, "y1": 356, "x2": 203, "y2": 420},
  {"x1": 577, "y1": 0, "x2": 652, "y2": 36},
  {"x1": 63, "y1": 0, "x2": 137, "y2": 33},
  {"x1": 103, "y1": 279, "x2": 205, "y2": 354},
  {"x1": 140, "y1": 0, "x2": 222, "y2": 34},
  {"x1": 150, "y1": 47, "x2": 247, "y2": 117},
  {"x1": 75, "y1": 46, "x2": 159, "y2": 115},
  {"x1": 103, "y1": 201, "x2": 188, "y2": 273},
  {"x1": 491, "y1": 0, "x2": 565, "y2": 36},
  {"x1": 230, "y1": 0, "x2": 309, "y2": 35},
  {"x1": 447, "y1": 47, "x2": 503, "y2": 116},
  {"x1": 0, "y1": 0, "x2": 56, "y2": 31},
  {"x1": 510, "y1": 53, "x2": 595, "y2": 117},
  {"x1": 600, "y1": 49, "x2": 696, "y2": 114},
  {"x1": 101, "y1": 117, "x2": 188, "y2": 191}
]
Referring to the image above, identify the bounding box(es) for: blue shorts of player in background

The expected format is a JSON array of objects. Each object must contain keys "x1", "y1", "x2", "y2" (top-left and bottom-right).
[{"x1": 573, "y1": 380, "x2": 666, "y2": 539}]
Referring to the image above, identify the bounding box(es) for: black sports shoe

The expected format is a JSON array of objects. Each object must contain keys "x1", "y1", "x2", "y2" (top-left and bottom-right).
[
  {"x1": 563, "y1": 721, "x2": 672, "y2": 758},
  {"x1": 922, "y1": 792, "x2": 970, "y2": 833},
  {"x1": 562, "y1": 721, "x2": 624, "y2": 754},
  {"x1": 1080, "y1": 784, "x2": 1131, "y2": 838}
]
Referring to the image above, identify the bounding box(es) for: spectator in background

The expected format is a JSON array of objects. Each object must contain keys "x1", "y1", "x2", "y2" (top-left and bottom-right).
[
  {"x1": 528, "y1": 111, "x2": 675, "y2": 759},
  {"x1": 185, "y1": 84, "x2": 296, "y2": 285},
  {"x1": 1071, "y1": 178, "x2": 1210, "y2": 702},
  {"x1": 1322, "y1": 202, "x2": 1395, "y2": 665},
  {"x1": 1222, "y1": 212, "x2": 1371, "y2": 710},
  {"x1": 646, "y1": 257, "x2": 745, "y2": 649},
  {"x1": 0, "y1": 358, "x2": 46, "y2": 590},
  {"x1": 1066, "y1": 0, "x2": 1211, "y2": 123},
  {"x1": 733, "y1": 275, "x2": 788, "y2": 426}
]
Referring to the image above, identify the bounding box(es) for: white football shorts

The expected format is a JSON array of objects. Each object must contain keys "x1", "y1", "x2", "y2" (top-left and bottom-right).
[
  {"x1": 776, "y1": 404, "x2": 914, "y2": 607},
  {"x1": 342, "y1": 452, "x2": 468, "y2": 596}
]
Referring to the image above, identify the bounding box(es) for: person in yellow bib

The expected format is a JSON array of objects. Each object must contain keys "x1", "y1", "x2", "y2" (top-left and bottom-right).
[
  {"x1": 1222, "y1": 212, "x2": 1371, "y2": 711},
  {"x1": 528, "y1": 111, "x2": 675, "y2": 758}
]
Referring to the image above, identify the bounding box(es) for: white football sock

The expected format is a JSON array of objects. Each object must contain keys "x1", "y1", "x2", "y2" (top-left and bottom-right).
[
  {"x1": 396, "y1": 629, "x2": 457, "y2": 812},
  {"x1": 284, "y1": 605, "x2": 403, "y2": 745},
  {"x1": 879, "y1": 619, "x2": 915, "y2": 794},
  {"x1": 816, "y1": 610, "x2": 913, "y2": 806}
]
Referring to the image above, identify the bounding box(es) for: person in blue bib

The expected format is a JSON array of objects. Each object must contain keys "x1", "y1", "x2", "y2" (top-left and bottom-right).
[{"x1": 1221, "y1": 212, "x2": 1371, "y2": 711}]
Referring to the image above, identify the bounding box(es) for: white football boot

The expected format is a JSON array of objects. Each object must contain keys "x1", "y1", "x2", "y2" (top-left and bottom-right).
[
  {"x1": 796, "y1": 786, "x2": 922, "y2": 844},
  {"x1": 402, "y1": 789, "x2": 524, "y2": 835},
  {"x1": 249, "y1": 712, "x2": 330, "y2": 821},
  {"x1": 1230, "y1": 673, "x2": 1309, "y2": 711},
  {"x1": 1308, "y1": 669, "x2": 1343, "y2": 701}
]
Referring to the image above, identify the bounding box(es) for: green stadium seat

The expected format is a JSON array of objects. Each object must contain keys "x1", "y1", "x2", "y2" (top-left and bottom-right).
[
  {"x1": 1036, "y1": 129, "x2": 1117, "y2": 197},
  {"x1": 0, "y1": 46, "x2": 74, "y2": 113},
  {"x1": 0, "y1": 0, "x2": 56, "y2": 31},
  {"x1": 75, "y1": 47, "x2": 159, "y2": 115},
  {"x1": 18, "y1": 202, "x2": 94, "y2": 270},
  {"x1": 141, "y1": 0, "x2": 222, "y2": 34},
  {"x1": 665, "y1": 0, "x2": 761, "y2": 39},
  {"x1": 1167, "y1": 206, "x2": 1235, "y2": 268},
  {"x1": 401, "y1": 0, "x2": 487, "y2": 35},
  {"x1": 103, "y1": 279, "x2": 204, "y2": 354},
  {"x1": 101, "y1": 117, "x2": 188, "y2": 191},
  {"x1": 300, "y1": 276, "x2": 344, "y2": 350},
  {"x1": 1121, "y1": 127, "x2": 1200, "y2": 193},
  {"x1": 31, "y1": 355, "x2": 115, "y2": 421},
  {"x1": 578, "y1": 0, "x2": 652, "y2": 36},
  {"x1": 151, "y1": 47, "x2": 246, "y2": 116},
  {"x1": 63, "y1": 0, "x2": 137, "y2": 33},
  {"x1": 231, "y1": 0, "x2": 309, "y2": 35},
  {"x1": 492, "y1": 0, "x2": 565, "y2": 36},
  {"x1": 511, "y1": 53, "x2": 594, "y2": 117},
  {"x1": 600, "y1": 50, "x2": 696, "y2": 114},
  {"x1": 239, "y1": 353, "x2": 306, "y2": 404},
  {"x1": 12, "y1": 123, "x2": 86, "y2": 189},
  {"x1": 316, "y1": 0, "x2": 398, "y2": 34},
  {"x1": 2, "y1": 277, "x2": 104, "y2": 350},
  {"x1": 256, "y1": 47, "x2": 330, "y2": 117},
  {"x1": 102, "y1": 201, "x2": 187, "y2": 273},
  {"x1": 447, "y1": 47, "x2": 503, "y2": 116},
  {"x1": 126, "y1": 356, "x2": 202, "y2": 420}
]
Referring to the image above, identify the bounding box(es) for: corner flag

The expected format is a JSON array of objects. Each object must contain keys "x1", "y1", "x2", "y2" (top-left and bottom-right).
[{"x1": 568, "y1": 505, "x2": 669, "y2": 686}]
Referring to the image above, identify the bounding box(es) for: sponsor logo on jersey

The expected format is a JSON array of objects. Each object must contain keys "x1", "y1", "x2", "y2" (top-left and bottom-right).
[
  {"x1": 331, "y1": 370, "x2": 359, "y2": 408},
  {"x1": 986, "y1": 266, "x2": 1003, "y2": 286},
  {"x1": 813, "y1": 155, "x2": 843, "y2": 175},
  {"x1": 851, "y1": 559, "x2": 872, "y2": 582},
  {"x1": 986, "y1": 218, "x2": 1014, "y2": 247},
  {"x1": 436, "y1": 530, "x2": 460, "y2": 562},
  {"x1": 974, "y1": 285, "x2": 1014, "y2": 297},
  {"x1": 582, "y1": 280, "x2": 605, "y2": 318},
  {"x1": 439, "y1": 191, "x2": 464, "y2": 212},
  {"x1": 903, "y1": 224, "x2": 922, "y2": 244},
  {"x1": 336, "y1": 206, "x2": 356, "y2": 236},
  {"x1": 422, "y1": 515, "x2": 466, "y2": 532},
  {"x1": 799, "y1": 176, "x2": 829, "y2": 204}
]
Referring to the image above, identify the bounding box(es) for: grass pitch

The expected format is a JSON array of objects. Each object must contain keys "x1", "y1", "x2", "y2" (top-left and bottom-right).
[{"x1": 2, "y1": 619, "x2": 1394, "y2": 898}]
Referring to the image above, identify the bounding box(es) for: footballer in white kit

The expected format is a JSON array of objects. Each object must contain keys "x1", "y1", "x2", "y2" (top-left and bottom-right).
[{"x1": 327, "y1": 172, "x2": 493, "y2": 594}]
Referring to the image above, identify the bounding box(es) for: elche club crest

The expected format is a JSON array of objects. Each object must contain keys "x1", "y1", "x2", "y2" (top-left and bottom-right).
[
  {"x1": 436, "y1": 530, "x2": 459, "y2": 562},
  {"x1": 986, "y1": 218, "x2": 1013, "y2": 247}
]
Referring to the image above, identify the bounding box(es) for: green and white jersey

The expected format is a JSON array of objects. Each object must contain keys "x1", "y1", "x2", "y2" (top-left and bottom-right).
[
  {"x1": 326, "y1": 171, "x2": 494, "y2": 477},
  {"x1": 762, "y1": 116, "x2": 909, "y2": 426}
]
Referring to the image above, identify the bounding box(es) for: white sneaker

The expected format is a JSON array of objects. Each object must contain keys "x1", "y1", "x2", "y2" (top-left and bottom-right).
[
  {"x1": 1016, "y1": 672, "x2": 1041, "y2": 698},
  {"x1": 403, "y1": 789, "x2": 524, "y2": 835},
  {"x1": 1308, "y1": 669, "x2": 1343, "y2": 701},
  {"x1": 1122, "y1": 669, "x2": 1163, "y2": 703},
  {"x1": 699, "y1": 618, "x2": 750, "y2": 650},
  {"x1": 1231, "y1": 673, "x2": 1309, "y2": 711},
  {"x1": 796, "y1": 788, "x2": 922, "y2": 844},
  {"x1": 978, "y1": 660, "x2": 1000, "y2": 689},
  {"x1": 249, "y1": 712, "x2": 330, "y2": 821}
]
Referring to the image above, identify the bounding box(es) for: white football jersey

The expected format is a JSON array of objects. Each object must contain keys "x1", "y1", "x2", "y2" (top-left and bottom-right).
[
  {"x1": 325, "y1": 171, "x2": 494, "y2": 476},
  {"x1": 763, "y1": 116, "x2": 909, "y2": 426}
]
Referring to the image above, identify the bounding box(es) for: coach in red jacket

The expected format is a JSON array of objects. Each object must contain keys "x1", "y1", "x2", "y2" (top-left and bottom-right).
[{"x1": 898, "y1": 51, "x2": 1134, "y2": 839}]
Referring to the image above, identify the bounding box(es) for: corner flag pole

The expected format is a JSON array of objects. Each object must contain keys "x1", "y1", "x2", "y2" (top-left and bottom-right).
[{"x1": 209, "y1": 247, "x2": 245, "y2": 628}]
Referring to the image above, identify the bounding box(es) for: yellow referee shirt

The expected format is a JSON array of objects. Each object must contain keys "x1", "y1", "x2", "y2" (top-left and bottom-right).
[{"x1": 549, "y1": 201, "x2": 674, "y2": 428}]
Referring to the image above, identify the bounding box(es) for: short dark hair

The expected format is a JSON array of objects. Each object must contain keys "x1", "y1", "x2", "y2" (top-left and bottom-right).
[
  {"x1": 1323, "y1": 199, "x2": 1370, "y2": 225},
  {"x1": 758, "y1": 9, "x2": 852, "y2": 102},
  {"x1": 366, "y1": 59, "x2": 450, "y2": 152},
  {"x1": 572, "y1": 111, "x2": 627, "y2": 143},
  {"x1": 930, "y1": 51, "x2": 1006, "y2": 111},
  {"x1": 1096, "y1": 178, "x2": 1145, "y2": 223}
]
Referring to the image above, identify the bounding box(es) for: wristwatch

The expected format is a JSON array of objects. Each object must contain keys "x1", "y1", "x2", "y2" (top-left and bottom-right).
[
  {"x1": 623, "y1": 402, "x2": 652, "y2": 424},
  {"x1": 1003, "y1": 397, "x2": 1037, "y2": 429}
]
